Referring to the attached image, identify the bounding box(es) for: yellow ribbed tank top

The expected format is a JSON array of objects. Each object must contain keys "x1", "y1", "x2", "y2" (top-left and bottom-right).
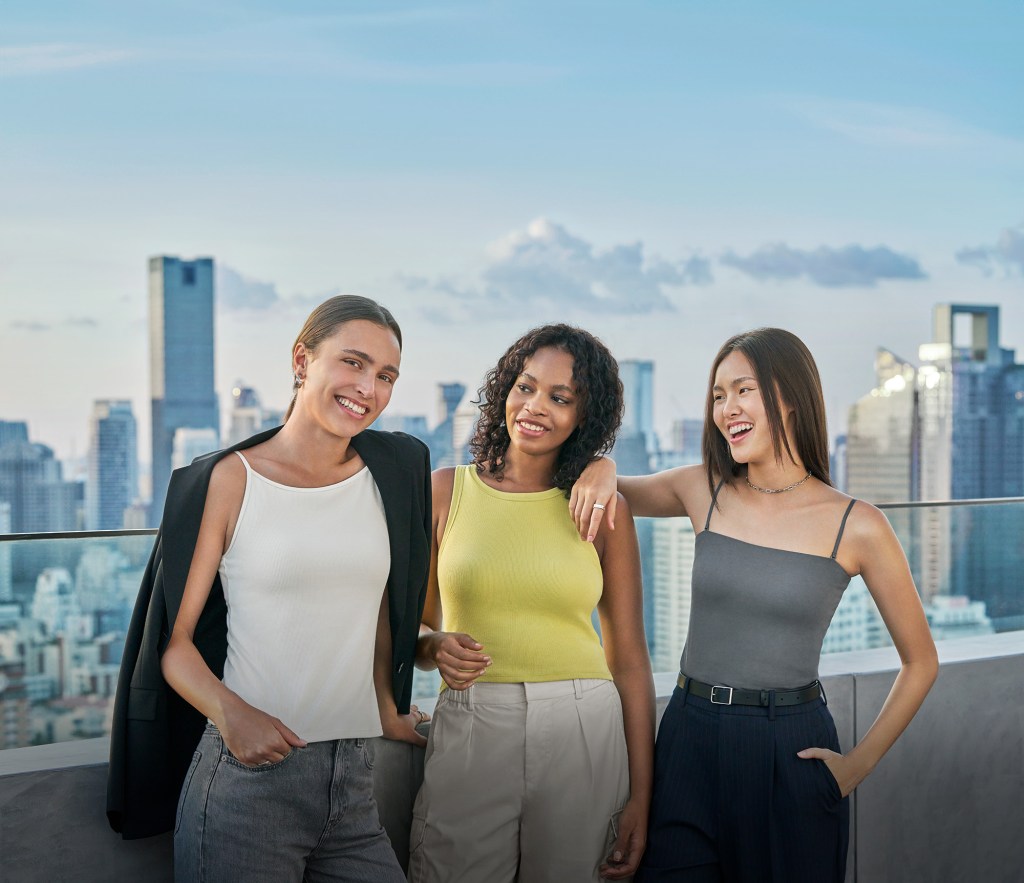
[{"x1": 437, "y1": 465, "x2": 611, "y2": 685}]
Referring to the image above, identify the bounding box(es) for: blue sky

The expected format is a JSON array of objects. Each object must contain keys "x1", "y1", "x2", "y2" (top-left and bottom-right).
[{"x1": 2, "y1": 1, "x2": 1022, "y2": 464}]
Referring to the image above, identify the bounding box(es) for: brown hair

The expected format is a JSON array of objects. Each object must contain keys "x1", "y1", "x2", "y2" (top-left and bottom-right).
[
  {"x1": 285, "y1": 295, "x2": 402, "y2": 420},
  {"x1": 701, "y1": 327, "x2": 831, "y2": 496}
]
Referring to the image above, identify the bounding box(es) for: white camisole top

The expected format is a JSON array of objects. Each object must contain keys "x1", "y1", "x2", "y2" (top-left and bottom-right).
[{"x1": 217, "y1": 452, "x2": 390, "y2": 742}]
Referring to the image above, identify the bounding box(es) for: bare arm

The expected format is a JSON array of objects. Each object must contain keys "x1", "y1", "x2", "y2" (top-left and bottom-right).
[
  {"x1": 798, "y1": 503, "x2": 938, "y2": 795},
  {"x1": 374, "y1": 588, "x2": 428, "y2": 747},
  {"x1": 569, "y1": 458, "x2": 698, "y2": 541},
  {"x1": 595, "y1": 495, "x2": 655, "y2": 879},
  {"x1": 415, "y1": 468, "x2": 492, "y2": 689},
  {"x1": 160, "y1": 458, "x2": 306, "y2": 765}
]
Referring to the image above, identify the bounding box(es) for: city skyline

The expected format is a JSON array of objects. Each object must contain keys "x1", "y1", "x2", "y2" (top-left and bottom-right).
[
  {"x1": 2, "y1": 297, "x2": 1021, "y2": 751},
  {"x1": 2, "y1": 1, "x2": 1022, "y2": 461},
  {"x1": 3, "y1": 293, "x2": 1023, "y2": 482}
]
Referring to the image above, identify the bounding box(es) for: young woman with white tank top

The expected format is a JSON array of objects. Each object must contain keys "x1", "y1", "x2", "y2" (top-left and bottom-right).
[
  {"x1": 160, "y1": 296, "x2": 430, "y2": 883},
  {"x1": 408, "y1": 325, "x2": 655, "y2": 883},
  {"x1": 571, "y1": 328, "x2": 938, "y2": 882}
]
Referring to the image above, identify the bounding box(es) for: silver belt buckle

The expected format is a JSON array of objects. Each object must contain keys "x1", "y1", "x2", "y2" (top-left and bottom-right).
[{"x1": 710, "y1": 685, "x2": 733, "y2": 705}]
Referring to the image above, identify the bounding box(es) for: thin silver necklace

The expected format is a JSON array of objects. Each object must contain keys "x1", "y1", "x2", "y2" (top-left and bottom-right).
[{"x1": 745, "y1": 471, "x2": 812, "y2": 494}]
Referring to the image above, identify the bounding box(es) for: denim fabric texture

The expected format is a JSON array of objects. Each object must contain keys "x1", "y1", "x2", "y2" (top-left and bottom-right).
[{"x1": 174, "y1": 724, "x2": 406, "y2": 883}]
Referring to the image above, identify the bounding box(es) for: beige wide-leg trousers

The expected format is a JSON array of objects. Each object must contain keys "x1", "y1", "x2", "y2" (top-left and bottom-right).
[{"x1": 407, "y1": 678, "x2": 631, "y2": 883}]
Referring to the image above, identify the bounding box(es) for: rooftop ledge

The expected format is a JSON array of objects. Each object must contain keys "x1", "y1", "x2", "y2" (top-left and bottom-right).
[
  {"x1": 3, "y1": 631, "x2": 1021, "y2": 779},
  {"x1": 0, "y1": 631, "x2": 1022, "y2": 882}
]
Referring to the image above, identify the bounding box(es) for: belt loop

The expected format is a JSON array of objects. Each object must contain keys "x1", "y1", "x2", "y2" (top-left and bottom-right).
[
  {"x1": 818, "y1": 680, "x2": 827, "y2": 706},
  {"x1": 768, "y1": 689, "x2": 776, "y2": 721},
  {"x1": 680, "y1": 674, "x2": 690, "y2": 707},
  {"x1": 574, "y1": 678, "x2": 584, "y2": 700},
  {"x1": 466, "y1": 683, "x2": 475, "y2": 712}
]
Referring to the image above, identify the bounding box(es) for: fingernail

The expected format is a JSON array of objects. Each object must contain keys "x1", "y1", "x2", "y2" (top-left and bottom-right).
[{"x1": 587, "y1": 534, "x2": 594, "y2": 542}]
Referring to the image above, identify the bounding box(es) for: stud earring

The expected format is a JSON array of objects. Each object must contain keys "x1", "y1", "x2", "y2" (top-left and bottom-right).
[{"x1": 294, "y1": 373, "x2": 304, "y2": 387}]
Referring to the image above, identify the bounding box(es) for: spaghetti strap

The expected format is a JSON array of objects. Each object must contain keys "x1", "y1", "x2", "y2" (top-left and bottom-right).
[
  {"x1": 704, "y1": 479, "x2": 726, "y2": 532},
  {"x1": 234, "y1": 450, "x2": 253, "y2": 473},
  {"x1": 830, "y1": 499, "x2": 858, "y2": 559}
]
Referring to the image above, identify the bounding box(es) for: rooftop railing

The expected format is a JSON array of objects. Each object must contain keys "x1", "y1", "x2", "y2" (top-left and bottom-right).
[{"x1": 0, "y1": 500, "x2": 1022, "y2": 880}]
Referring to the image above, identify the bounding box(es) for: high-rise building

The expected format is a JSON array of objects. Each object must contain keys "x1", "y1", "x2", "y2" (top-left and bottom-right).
[
  {"x1": 31, "y1": 568, "x2": 81, "y2": 637},
  {"x1": 651, "y1": 518, "x2": 696, "y2": 671},
  {"x1": 918, "y1": 304, "x2": 1024, "y2": 626},
  {"x1": 0, "y1": 440, "x2": 81, "y2": 534},
  {"x1": 225, "y1": 383, "x2": 281, "y2": 446},
  {"x1": 171, "y1": 428, "x2": 220, "y2": 471},
  {"x1": 429, "y1": 383, "x2": 467, "y2": 468},
  {"x1": 849, "y1": 304, "x2": 1024, "y2": 625},
  {"x1": 0, "y1": 421, "x2": 29, "y2": 450},
  {"x1": 376, "y1": 414, "x2": 431, "y2": 443},
  {"x1": 831, "y1": 433, "x2": 848, "y2": 493},
  {"x1": 822, "y1": 577, "x2": 890, "y2": 654},
  {"x1": 923, "y1": 595, "x2": 995, "y2": 641},
  {"x1": 845, "y1": 350, "x2": 921, "y2": 588},
  {"x1": 847, "y1": 349, "x2": 918, "y2": 504},
  {"x1": 619, "y1": 360, "x2": 656, "y2": 453},
  {"x1": 0, "y1": 503, "x2": 11, "y2": 600},
  {"x1": 149, "y1": 256, "x2": 218, "y2": 522},
  {"x1": 451, "y1": 400, "x2": 478, "y2": 466},
  {"x1": 86, "y1": 400, "x2": 137, "y2": 531},
  {"x1": 654, "y1": 418, "x2": 703, "y2": 471}
]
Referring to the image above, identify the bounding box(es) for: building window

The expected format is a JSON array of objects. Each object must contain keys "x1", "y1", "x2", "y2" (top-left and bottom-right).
[{"x1": 182, "y1": 266, "x2": 196, "y2": 285}]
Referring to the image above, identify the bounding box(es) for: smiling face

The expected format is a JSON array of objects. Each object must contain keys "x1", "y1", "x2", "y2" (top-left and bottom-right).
[
  {"x1": 293, "y1": 319, "x2": 401, "y2": 438},
  {"x1": 712, "y1": 350, "x2": 793, "y2": 465},
  {"x1": 504, "y1": 346, "x2": 582, "y2": 458}
]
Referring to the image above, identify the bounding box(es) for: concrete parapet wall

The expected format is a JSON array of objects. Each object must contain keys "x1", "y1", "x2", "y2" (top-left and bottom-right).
[{"x1": 1, "y1": 634, "x2": 1022, "y2": 882}]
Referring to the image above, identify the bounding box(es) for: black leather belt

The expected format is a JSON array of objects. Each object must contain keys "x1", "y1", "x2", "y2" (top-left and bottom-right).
[{"x1": 677, "y1": 673, "x2": 822, "y2": 707}]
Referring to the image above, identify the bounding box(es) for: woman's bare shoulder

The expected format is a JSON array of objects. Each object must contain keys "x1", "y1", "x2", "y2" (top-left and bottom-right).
[{"x1": 208, "y1": 452, "x2": 247, "y2": 500}]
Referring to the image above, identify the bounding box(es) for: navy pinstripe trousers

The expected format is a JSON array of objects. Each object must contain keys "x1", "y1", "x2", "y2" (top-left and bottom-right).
[{"x1": 636, "y1": 684, "x2": 849, "y2": 882}]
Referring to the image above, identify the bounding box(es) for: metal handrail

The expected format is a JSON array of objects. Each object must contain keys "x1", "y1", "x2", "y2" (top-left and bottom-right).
[
  {"x1": 2, "y1": 497, "x2": 1023, "y2": 541},
  {"x1": 876, "y1": 497, "x2": 1024, "y2": 510},
  {"x1": 0, "y1": 529, "x2": 158, "y2": 543}
]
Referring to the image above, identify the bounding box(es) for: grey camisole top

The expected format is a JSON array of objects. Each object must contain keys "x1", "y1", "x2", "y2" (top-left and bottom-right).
[{"x1": 679, "y1": 482, "x2": 857, "y2": 690}]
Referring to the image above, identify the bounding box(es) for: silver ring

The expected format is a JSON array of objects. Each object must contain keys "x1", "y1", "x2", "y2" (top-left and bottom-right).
[
  {"x1": 259, "y1": 760, "x2": 272, "y2": 766},
  {"x1": 592, "y1": 503, "x2": 606, "y2": 510}
]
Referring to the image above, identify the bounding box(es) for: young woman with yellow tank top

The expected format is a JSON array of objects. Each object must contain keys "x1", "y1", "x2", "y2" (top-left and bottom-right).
[
  {"x1": 570, "y1": 328, "x2": 938, "y2": 882},
  {"x1": 408, "y1": 325, "x2": 655, "y2": 883}
]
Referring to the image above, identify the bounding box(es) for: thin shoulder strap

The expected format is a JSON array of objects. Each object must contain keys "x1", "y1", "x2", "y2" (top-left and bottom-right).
[
  {"x1": 234, "y1": 450, "x2": 252, "y2": 473},
  {"x1": 830, "y1": 499, "x2": 858, "y2": 559},
  {"x1": 704, "y1": 479, "x2": 726, "y2": 532}
]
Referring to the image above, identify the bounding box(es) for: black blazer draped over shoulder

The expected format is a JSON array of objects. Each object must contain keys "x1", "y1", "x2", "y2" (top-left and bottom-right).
[{"x1": 106, "y1": 427, "x2": 431, "y2": 839}]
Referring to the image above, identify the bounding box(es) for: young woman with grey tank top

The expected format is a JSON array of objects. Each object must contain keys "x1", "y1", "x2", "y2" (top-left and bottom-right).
[
  {"x1": 571, "y1": 327, "x2": 937, "y2": 882},
  {"x1": 160, "y1": 296, "x2": 430, "y2": 883}
]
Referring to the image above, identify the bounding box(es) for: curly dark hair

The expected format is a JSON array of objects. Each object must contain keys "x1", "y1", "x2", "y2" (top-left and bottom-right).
[{"x1": 470, "y1": 324, "x2": 624, "y2": 494}]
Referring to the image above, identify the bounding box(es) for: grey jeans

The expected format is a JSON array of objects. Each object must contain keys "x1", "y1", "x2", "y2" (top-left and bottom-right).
[{"x1": 174, "y1": 724, "x2": 406, "y2": 883}]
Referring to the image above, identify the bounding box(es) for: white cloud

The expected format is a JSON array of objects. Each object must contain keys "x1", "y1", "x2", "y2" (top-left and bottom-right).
[
  {"x1": 721, "y1": 242, "x2": 927, "y2": 288},
  {"x1": 957, "y1": 225, "x2": 1024, "y2": 275},
  {"x1": 406, "y1": 218, "x2": 711, "y2": 323}
]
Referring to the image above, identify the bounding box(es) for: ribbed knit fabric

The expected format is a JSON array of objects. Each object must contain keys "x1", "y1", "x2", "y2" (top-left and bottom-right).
[
  {"x1": 437, "y1": 466, "x2": 611, "y2": 685},
  {"x1": 680, "y1": 488, "x2": 855, "y2": 690},
  {"x1": 217, "y1": 452, "x2": 390, "y2": 741}
]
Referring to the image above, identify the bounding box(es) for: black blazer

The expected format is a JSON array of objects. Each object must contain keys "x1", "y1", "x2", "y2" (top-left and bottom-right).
[{"x1": 106, "y1": 427, "x2": 431, "y2": 839}]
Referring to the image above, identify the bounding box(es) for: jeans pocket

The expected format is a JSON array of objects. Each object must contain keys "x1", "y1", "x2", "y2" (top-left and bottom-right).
[
  {"x1": 361, "y1": 738, "x2": 376, "y2": 771},
  {"x1": 175, "y1": 750, "x2": 203, "y2": 835},
  {"x1": 220, "y1": 741, "x2": 295, "y2": 772}
]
